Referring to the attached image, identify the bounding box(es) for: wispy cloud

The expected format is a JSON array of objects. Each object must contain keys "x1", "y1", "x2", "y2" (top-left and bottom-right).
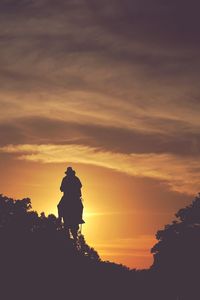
[
  {"x1": 1, "y1": 143, "x2": 200, "y2": 194},
  {"x1": 0, "y1": 0, "x2": 199, "y2": 269},
  {"x1": 93, "y1": 235, "x2": 156, "y2": 261},
  {"x1": 95, "y1": 235, "x2": 156, "y2": 250},
  {"x1": 1, "y1": 0, "x2": 200, "y2": 138}
]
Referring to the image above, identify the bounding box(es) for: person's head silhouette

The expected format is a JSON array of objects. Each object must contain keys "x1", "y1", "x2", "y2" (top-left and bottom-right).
[{"x1": 65, "y1": 166, "x2": 75, "y2": 176}]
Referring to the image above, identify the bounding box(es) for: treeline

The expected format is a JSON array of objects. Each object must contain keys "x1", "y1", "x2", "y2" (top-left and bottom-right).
[
  {"x1": 151, "y1": 194, "x2": 200, "y2": 299},
  {"x1": 0, "y1": 193, "x2": 200, "y2": 299}
]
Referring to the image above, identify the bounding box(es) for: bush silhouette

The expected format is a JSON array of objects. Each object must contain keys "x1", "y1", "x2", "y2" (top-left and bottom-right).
[
  {"x1": 151, "y1": 194, "x2": 200, "y2": 299},
  {"x1": 0, "y1": 194, "x2": 133, "y2": 299},
  {"x1": 0, "y1": 194, "x2": 100, "y2": 261},
  {"x1": 0, "y1": 193, "x2": 200, "y2": 299}
]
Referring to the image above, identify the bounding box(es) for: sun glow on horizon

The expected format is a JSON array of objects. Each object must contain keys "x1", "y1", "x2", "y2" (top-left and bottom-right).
[{"x1": 0, "y1": 158, "x2": 191, "y2": 269}]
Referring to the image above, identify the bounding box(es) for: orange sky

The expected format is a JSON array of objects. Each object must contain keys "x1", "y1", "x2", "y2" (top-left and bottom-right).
[
  {"x1": 0, "y1": 0, "x2": 200, "y2": 269},
  {"x1": 0, "y1": 156, "x2": 192, "y2": 268}
]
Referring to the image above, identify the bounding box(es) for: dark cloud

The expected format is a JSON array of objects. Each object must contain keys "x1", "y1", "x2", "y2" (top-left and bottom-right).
[
  {"x1": 106, "y1": 1, "x2": 200, "y2": 46},
  {"x1": 1, "y1": 116, "x2": 200, "y2": 156},
  {"x1": 0, "y1": 0, "x2": 200, "y2": 158},
  {"x1": 0, "y1": 1, "x2": 199, "y2": 269},
  {"x1": 1, "y1": 1, "x2": 199, "y2": 66}
]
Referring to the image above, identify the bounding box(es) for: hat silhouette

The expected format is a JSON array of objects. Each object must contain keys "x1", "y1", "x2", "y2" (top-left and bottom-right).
[{"x1": 65, "y1": 166, "x2": 74, "y2": 175}]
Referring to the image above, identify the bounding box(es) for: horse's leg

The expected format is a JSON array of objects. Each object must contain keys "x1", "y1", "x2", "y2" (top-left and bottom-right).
[
  {"x1": 63, "y1": 217, "x2": 70, "y2": 239},
  {"x1": 71, "y1": 224, "x2": 79, "y2": 242}
]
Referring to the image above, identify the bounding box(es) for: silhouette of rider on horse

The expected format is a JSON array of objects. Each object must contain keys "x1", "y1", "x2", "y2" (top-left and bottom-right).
[{"x1": 58, "y1": 167, "x2": 84, "y2": 241}]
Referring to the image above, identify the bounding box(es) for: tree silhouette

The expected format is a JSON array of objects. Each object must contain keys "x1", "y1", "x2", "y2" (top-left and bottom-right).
[
  {"x1": 151, "y1": 193, "x2": 200, "y2": 299},
  {"x1": 0, "y1": 194, "x2": 99, "y2": 262},
  {"x1": 1, "y1": 193, "x2": 200, "y2": 299},
  {"x1": 0, "y1": 194, "x2": 137, "y2": 299}
]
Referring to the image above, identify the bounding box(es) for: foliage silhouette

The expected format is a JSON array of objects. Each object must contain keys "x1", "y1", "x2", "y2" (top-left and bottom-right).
[
  {"x1": 0, "y1": 193, "x2": 200, "y2": 299},
  {"x1": 151, "y1": 193, "x2": 200, "y2": 299},
  {"x1": 0, "y1": 194, "x2": 98, "y2": 260},
  {"x1": 0, "y1": 194, "x2": 133, "y2": 299}
]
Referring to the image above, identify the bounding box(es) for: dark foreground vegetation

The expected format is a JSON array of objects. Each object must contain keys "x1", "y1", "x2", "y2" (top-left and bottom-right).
[{"x1": 0, "y1": 194, "x2": 200, "y2": 300}]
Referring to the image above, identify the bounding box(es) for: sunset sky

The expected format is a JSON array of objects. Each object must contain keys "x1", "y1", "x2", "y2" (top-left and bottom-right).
[{"x1": 0, "y1": 0, "x2": 200, "y2": 269}]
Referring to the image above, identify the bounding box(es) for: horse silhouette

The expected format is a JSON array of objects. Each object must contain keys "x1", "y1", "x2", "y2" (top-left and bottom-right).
[{"x1": 57, "y1": 167, "x2": 85, "y2": 241}]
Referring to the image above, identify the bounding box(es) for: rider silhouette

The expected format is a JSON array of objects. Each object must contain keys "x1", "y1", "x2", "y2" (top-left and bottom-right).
[{"x1": 58, "y1": 167, "x2": 84, "y2": 240}]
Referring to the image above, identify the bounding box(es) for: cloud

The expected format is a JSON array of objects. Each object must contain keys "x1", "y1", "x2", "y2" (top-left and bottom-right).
[
  {"x1": 1, "y1": 1, "x2": 199, "y2": 269},
  {"x1": 94, "y1": 235, "x2": 156, "y2": 250},
  {"x1": 0, "y1": 1, "x2": 200, "y2": 197},
  {"x1": 1, "y1": 116, "x2": 200, "y2": 157},
  {"x1": 93, "y1": 235, "x2": 156, "y2": 260},
  {"x1": 0, "y1": 0, "x2": 200, "y2": 100},
  {"x1": 0, "y1": 0, "x2": 200, "y2": 154},
  {"x1": 1, "y1": 143, "x2": 200, "y2": 194}
]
